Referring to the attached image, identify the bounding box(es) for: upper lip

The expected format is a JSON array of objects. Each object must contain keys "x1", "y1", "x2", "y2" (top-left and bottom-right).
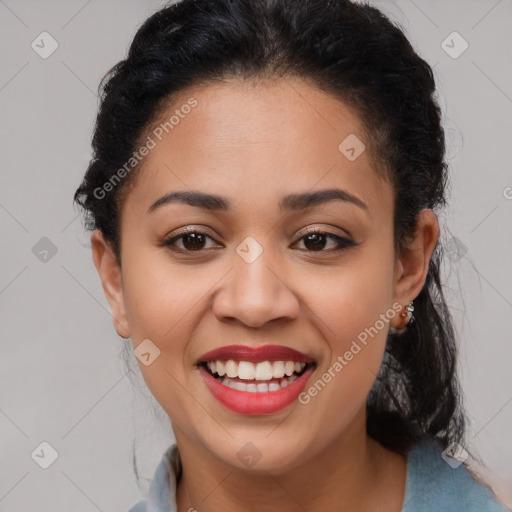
[{"x1": 197, "y1": 344, "x2": 315, "y2": 364}]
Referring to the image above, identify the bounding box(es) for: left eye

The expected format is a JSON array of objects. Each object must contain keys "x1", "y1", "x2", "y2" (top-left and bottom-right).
[{"x1": 293, "y1": 230, "x2": 355, "y2": 253}]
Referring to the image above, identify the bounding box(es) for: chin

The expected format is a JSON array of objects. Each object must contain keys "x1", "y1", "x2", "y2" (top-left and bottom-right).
[{"x1": 208, "y1": 435, "x2": 310, "y2": 475}]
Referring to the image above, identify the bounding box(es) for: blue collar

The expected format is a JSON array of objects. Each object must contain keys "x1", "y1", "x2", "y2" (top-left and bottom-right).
[{"x1": 131, "y1": 437, "x2": 508, "y2": 512}]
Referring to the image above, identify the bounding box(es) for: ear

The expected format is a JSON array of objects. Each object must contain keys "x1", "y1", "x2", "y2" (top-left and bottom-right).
[
  {"x1": 90, "y1": 230, "x2": 131, "y2": 339},
  {"x1": 390, "y1": 209, "x2": 439, "y2": 329}
]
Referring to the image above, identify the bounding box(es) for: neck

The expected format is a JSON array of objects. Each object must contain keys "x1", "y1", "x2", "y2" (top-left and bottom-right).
[{"x1": 174, "y1": 411, "x2": 406, "y2": 512}]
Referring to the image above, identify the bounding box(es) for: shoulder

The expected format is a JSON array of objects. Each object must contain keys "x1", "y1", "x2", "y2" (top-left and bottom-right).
[
  {"x1": 128, "y1": 500, "x2": 147, "y2": 512},
  {"x1": 402, "y1": 437, "x2": 510, "y2": 512},
  {"x1": 127, "y1": 444, "x2": 179, "y2": 512}
]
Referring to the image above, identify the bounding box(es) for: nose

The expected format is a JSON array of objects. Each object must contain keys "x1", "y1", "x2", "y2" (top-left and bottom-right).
[{"x1": 212, "y1": 246, "x2": 300, "y2": 328}]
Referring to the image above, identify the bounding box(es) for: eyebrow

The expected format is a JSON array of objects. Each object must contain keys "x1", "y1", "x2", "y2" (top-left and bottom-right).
[{"x1": 147, "y1": 188, "x2": 369, "y2": 214}]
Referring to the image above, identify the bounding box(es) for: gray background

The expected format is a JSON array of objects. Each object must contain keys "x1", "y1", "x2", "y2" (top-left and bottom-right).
[{"x1": 1, "y1": 0, "x2": 511, "y2": 510}]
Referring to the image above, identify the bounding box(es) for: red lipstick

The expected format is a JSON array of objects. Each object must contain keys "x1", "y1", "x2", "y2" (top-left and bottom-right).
[
  {"x1": 196, "y1": 344, "x2": 316, "y2": 415},
  {"x1": 199, "y1": 365, "x2": 315, "y2": 415},
  {"x1": 197, "y1": 344, "x2": 314, "y2": 364}
]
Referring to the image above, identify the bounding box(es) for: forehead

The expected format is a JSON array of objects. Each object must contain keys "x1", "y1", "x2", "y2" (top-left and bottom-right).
[{"x1": 122, "y1": 77, "x2": 392, "y2": 221}]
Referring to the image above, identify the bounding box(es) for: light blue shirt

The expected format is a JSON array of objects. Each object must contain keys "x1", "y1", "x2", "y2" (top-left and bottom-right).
[{"x1": 128, "y1": 437, "x2": 510, "y2": 511}]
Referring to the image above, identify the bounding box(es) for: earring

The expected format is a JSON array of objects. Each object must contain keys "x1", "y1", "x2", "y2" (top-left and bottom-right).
[{"x1": 389, "y1": 301, "x2": 415, "y2": 335}]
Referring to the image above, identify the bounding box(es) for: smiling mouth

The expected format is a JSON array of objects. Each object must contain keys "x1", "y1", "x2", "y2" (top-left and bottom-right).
[{"x1": 198, "y1": 359, "x2": 317, "y2": 393}]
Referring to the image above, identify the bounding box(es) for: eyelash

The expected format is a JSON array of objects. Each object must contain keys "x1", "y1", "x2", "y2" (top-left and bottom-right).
[{"x1": 160, "y1": 227, "x2": 358, "y2": 255}]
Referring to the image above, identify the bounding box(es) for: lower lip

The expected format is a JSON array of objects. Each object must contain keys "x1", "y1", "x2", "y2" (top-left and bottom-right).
[{"x1": 199, "y1": 365, "x2": 316, "y2": 415}]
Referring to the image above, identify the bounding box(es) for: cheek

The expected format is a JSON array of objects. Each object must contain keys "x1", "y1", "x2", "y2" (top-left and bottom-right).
[
  {"x1": 308, "y1": 249, "x2": 394, "y2": 349},
  {"x1": 120, "y1": 249, "x2": 219, "y2": 417},
  {"x1": 121, "y1": 246, "x2": 210, "y2": 342},
  {"x1": 302, "y1": 248, "x2": 394, "y2": 416},
  {"x1": 312, "y1": 281, "x2": 390, "y2": 391}
]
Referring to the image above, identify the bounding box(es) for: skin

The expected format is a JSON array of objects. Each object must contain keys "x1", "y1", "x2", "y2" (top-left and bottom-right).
[{"x1": 91, "y1": 77, "x2": 439, "y2": 512}]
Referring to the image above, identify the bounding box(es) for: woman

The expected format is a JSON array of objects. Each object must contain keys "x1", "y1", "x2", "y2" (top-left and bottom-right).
[{"x1": 74, "y1": 0, "x2": 509, "y2": 510}]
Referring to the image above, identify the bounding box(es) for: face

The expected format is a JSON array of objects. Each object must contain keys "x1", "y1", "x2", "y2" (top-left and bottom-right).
[{"x1": 92, "y1": 77, "x2": 438, "y2": 474}]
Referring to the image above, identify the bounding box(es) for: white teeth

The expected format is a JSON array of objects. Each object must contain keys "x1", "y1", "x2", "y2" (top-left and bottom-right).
[
  {"x1": 284, "y1": 361, "x2": 295, "y2": 376},
  {"x1": 255, "y1": 361, "x2": 274, "y2": 380},
  {"x1": 225, "y1": 360, "x2": 238, "y2": 378},
  {"x1": 272, "y1": 361, "x2": 285, "y2": 378},
  {"x1": 238, "y1": 361, "x2": 255, "y2": 380},
  {"x1": 257, "y1": 383, "x2": 269, "y2": 392},
  {"x1": 216, "y1": 360, "x2": 226, "y2": 376},
  {"x1": 246, "y1": 383, "x2": 258, "y2": 393},
  {"x1": 205, "y1": 359, "x2": 308, "y2": 380},
  {"x1": 219, "y1": 374, "x2": 299, "y2": 392},
  {"x1": 232, "y1": 381, "x2": 245, "y2": 391}
]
